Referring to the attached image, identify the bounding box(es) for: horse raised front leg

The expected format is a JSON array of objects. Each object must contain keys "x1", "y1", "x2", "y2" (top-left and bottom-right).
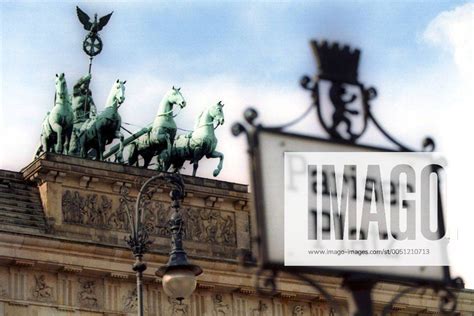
[{"x1": 207, "y1": 150, "x2": 224, "y2": 177}]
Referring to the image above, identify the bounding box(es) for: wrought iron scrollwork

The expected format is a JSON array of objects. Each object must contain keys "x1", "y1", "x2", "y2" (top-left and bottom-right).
[
  {"x1": 231, "y1": 39, "x2": 450, "y2": 315},
  {"x1": 123, "y1": 173, "x2": 185, "y2": 259},
  {"x1": 290, "y1": 272, "x2": 343, "y2": 315},
  {"x1": 301, "y1": 40, "x2": 436, "y2": 151},
  {"x1": 231, "y1": 108, "x2": 262, "y2": 137},
  {"x1": 382, "y1": 284, "x2": 460, "y2": 315},
  {"x1": 300, "y1": 74, "x2": 371, "y2": 143},
  {"x1": 255, "y1": 268, "x2": 279, "y2": 297},
  {"x1": 231, "y1": 108, "x2": 258, "y2": 147},
  {"x1": 252, "y1": 268, "x2": 343, "y2": 315},
  {"x1": 233, "y1": 40, "x2": 437, "y2": 152}
]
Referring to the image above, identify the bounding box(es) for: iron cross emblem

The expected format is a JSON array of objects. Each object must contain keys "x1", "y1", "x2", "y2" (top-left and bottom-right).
[{"x1": 76, "y1": 6, "x2": 113, "y2": 57}]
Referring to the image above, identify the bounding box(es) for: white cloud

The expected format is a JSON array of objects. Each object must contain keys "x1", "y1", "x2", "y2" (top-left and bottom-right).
[
  {"x1": 420, "y1": 3, "x2": 474, "y2": 289},
  {"x1": 423, "y1": 2, "x2": 474, "y2": 81}
]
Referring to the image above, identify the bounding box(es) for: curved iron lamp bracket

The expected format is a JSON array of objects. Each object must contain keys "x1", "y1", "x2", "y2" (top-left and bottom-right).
[{"x1": 122, "y1": 173, "x2": 185, "y2": 259}]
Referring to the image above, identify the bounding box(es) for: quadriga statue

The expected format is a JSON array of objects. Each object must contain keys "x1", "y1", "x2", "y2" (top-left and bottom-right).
[
  {"x1": 160, "y1": 101, "x2": 225, "y2": 177},
  {"x1": 127, "y1": 86, "x2": 186, "y2": 169},
  {"x1": 77, "y1": 79, "x2": 126, "y2": 161},
  {"x1": 36, "y1": 73, "x2": 74, "y2": 157}
]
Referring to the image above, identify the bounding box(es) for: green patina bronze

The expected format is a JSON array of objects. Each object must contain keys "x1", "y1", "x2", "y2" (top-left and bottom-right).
[
  {"x1": 76, "y1": 6, "x2": 113, "y2": 73},
  {"x1": 72, "y1": 74, "x2": 96, "y2": 121},
  {"x1": 160, "y1": 101, "x2": 225, "y2": 177},
  {"x1": 34, "y1": 7, "x2": 225, "y2": 177},
  {"x1": 77, "y1": 79, "x2": 126, "y2": 162},
  {"x1": 36, "y1": 77, "x2": 225, "y2": 177},
  {"x1": 36, "y1": 73, "x2": 74, "y2": 157},
  {"x1": 69, "y1": 74, "x2": 97, "y2": 155},
  {"x1": 127, "y1": 86, "x2": 186, "y2": 169}
]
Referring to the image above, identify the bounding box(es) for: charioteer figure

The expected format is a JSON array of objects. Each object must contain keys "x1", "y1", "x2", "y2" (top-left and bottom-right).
[
  {"x1": 72, "y1": 73, "x2": 97, "y2": 121},
  {"x1": 69, "y1": 74, "x2": 97, "y2": 155}
]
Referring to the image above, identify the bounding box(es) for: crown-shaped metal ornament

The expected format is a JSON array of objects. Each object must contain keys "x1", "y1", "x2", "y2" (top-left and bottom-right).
[
  {"x1": 311, "y1": 40, "x2": 361, "y2": 83},
  {"x1": 300, "y1": 40, "x2": 435, "y2": 150}
]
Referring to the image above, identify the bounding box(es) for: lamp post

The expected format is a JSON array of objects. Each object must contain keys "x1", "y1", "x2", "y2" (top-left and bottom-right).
[{"x1": 125, "y1": 173, "x2": 203, "y2": 316}]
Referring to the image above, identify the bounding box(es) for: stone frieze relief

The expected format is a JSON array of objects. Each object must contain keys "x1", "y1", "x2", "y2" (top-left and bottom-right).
[
  {"x1": 78, "y1": 279, "x2": 99, "y2": 308},
  {"x1": 62, "y1": 189, "x2": 237, "y2": 247},
  {"x1": 32, "y1": 275, "x2": 53, "y2": 301}
]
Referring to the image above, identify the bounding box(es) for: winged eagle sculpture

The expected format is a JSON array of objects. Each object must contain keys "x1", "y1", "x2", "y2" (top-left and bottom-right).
[
  {"x1": 76, "y1": 6, "x2": 113, "y2": 35},
  {"x1": 76, "y1": 6, "x2": 113, "y2": 60}
]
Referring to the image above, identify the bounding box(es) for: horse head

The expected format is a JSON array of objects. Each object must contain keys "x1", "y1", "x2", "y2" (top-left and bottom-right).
[
  {"x1": 208, "y1": 101, "x2": 225, "y2": 126},
  {"x1": 106, "y1": 79, "x2": 126, "y2": 108},
  {"x1": 168, "y1": 86, "x2": 186, "y2": 109},
  {"x1": 55, "y1": 73, "x2": 68, "y2": 101}
]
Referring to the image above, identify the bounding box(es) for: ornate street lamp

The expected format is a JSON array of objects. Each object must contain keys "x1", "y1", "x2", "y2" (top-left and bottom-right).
[{"x1": 125, "y1": 173, "x2": 202, "y2": 316}]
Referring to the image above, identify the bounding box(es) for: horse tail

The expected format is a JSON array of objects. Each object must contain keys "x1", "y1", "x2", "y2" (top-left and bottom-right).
[
  {"x1": 34, "y1": 143, "x2": 43, "y2": 159},
  {"x1": 42, "y1": 112, "x2": 54, "y2": 137}
]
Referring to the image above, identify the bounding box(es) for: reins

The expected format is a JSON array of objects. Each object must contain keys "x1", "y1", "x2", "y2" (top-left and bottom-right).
[
  {"x1": 196, "y1": 121, "x2": 221, "y2": 130},
  {"x1": 156, "y1": 103, "x2": 182, "y2": 118}
]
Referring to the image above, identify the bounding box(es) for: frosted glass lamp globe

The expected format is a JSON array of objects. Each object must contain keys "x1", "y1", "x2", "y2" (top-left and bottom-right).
[{"x1": 162, "y1": 268, "x2": 197, "y2": 300}]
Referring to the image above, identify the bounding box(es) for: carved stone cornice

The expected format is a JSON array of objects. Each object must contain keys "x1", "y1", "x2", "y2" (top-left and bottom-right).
[
  {"x1": 197, "y1": 282, "x2": 215, "y2": 290},
  {"x1": 205, "y1": 196, "x2": 224, "y2": 208},
  {"x1": 62, "y1": 265, "x2": 83, "y2": 273},
  {"x1": 21, "y1": 153, "x2": 249, "y2": 207},
  {"x1": 110, "y1": 272, "x2": 129, "y2": 279},
  {"x1": 236, "y1": 287, "x2": 257, "y2": 296},
  {"x1": 79, "y1": 176, "x2": 99, "y2": 188},
  {"x1": 112, "y1": 181, "x2": 131, "y2": 193},
  {"x1": 233, "y1": 200, "x2": 249, "y2": 211},
  {"x1": 8, "y1": 301, "x2": 29, "y2": 307},
  {"x1": 28, "y1": 170, "x2": 67, "y2": 185},
  {"x1": 56, "y1": 306, "x2": 75, "y2": 312},
  {"x1": 13, "y1": 259, "x2": 35, "y2": 267},
  {"x1": 279, "y1": 292, "x2": 297, "y2": 299}
]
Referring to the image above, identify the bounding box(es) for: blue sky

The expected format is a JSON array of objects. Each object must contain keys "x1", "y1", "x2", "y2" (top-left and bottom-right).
[
  {"x1": 1, "y1": 1, "x2": 463, "y2": 86},
  {"x1": 1, "y1": 0, "x2": 470, "y2": 162},
  {"x1": 1, "y1": 1, "x2": 473, "y2": 288},
  {"x1": 1, "y1": 0, "x2": 470, "y2": 147}
]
